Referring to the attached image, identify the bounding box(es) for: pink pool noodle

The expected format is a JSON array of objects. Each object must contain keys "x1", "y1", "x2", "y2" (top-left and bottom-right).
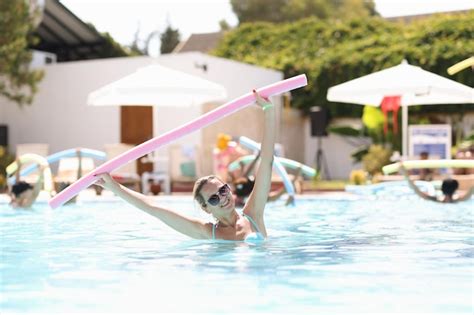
[{"x1": 49, "y1": 74, "x2": 308, "y2": 208}]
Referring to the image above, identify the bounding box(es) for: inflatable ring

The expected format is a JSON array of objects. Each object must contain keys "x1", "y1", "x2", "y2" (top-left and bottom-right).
[{"x1": 6, "y1": 153, "x2": 54, "y2": 193}]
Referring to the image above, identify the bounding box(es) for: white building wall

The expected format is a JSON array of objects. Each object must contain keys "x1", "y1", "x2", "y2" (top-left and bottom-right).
[
  {"x1": 152, "y1": 52, "x2": 283, "y2": 174},
  {"x1": 153, "y1": 52, "x2": 283, "y2": 151},
  {"x1": 157, "y1": 52, "x2": 282, "y2": 101},
  {"x1": 304, "y1": 117, "x2": 365, "y2": 180},
  {"x1": 0, "y1": 56, "x2": 156, "y2": 154}
]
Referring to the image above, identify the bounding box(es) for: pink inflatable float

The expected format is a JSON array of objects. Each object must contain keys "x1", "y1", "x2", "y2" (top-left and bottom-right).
[{"x1": 49, "y1": 74, "x2": 308, "y2": 208}]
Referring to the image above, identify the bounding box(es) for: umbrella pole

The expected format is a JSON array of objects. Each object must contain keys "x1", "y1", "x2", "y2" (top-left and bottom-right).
[{"x1": 402, "y1": 106, "x2": 408, "y2": 158}]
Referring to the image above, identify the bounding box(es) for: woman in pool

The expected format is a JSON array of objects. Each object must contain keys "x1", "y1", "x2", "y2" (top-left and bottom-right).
[
  {"x1": 400, "y1": 163, "x2": 473, "y2": 203},
  {"x1": 9, "y1": 162, "x2": 46, "y2": 208},
  {"x1": 97, "y1": 90, "x2": 275, "y2": 241}
]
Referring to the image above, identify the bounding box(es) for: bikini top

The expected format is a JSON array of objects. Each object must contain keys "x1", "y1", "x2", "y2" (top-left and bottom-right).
[{"x1": 212, "y1": 213, "x2": 265, "y2": 243}]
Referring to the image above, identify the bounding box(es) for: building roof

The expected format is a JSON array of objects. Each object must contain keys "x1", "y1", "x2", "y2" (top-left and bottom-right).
[
  {"x1": 32, "y1": 0, "x2": 127, "y2": 61},
  {"x1": 173, "y1": 32, "x2": 223, "y2": 53}
]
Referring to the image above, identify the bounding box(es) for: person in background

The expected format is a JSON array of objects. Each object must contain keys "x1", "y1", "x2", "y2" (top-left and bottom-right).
[
  {"x1": 9, "y1": 161, "x2": 45, "y2": 208},
  {"x1": 229, "y1": 151, "x2": 301, "y2": 207},
  {"x1": 96, "y1": 90, "x2": 275, "y2": 242},
  {"x1": 213, "y1": 133, "x2": 249, "y2": 182},
  {"x1": 412, "y1": 151, "x2": 434, "y2": 181},
  {"x1": 400, "y1": 163, "x2": 473, "y2": 203}
]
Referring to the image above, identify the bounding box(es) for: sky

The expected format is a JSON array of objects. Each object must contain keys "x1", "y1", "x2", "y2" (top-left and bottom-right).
[{"x1": 60, "y1": 0, "x2": 474, "y2": 55}]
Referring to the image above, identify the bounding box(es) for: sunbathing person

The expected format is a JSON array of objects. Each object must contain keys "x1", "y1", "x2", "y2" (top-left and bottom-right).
[
  {"x1": 400, "y1": 163, "x2": 473, "y2": 203},
  {"x1": 96, "y1": 90, "x2": 275, "y2": 241}
]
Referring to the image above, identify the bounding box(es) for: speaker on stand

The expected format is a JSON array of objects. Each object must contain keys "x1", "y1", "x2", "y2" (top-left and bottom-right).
[
  {"x1": 0, "y1": 125, "x2": 7, "y2": 148},
  {"x1": 309, "y1": 107, "x2": 331, "y2": 179}
]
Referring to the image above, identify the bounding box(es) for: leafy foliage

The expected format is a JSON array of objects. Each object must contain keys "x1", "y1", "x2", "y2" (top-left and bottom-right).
[
  {"x1": 329, "y1": 105, "x2": 401, "y2": 164},
  {"x1": 160, "y1": 25, "x2": 181, "y2": 54},
  {"x1": 85, "y1": 23, "x2": 130, "y2": 58},
  {"x1": 96, "y1": 31, "x2": 130, "y2": 58},
  {"x1": 230, "y1": 0, "x2": 377, "y2": 24},
  {"x1": 349, "y1": 169, "x2": 367, "y2": 185},
  {"x1": 0, "y1": 146, "x2": 14, "y2": 191},
  {"x1": 327, "y1": 125, "x2": 362, "y2": 137},
  {"x1": 362, "y1": 144, "x2": 392, "y2": 176},
  {"x1": 127, "y1": 23, "x2": 181, "y2": 55},
  {"x1": 213, "y1": 11, "x2": 474, "y2": 117},
  {"x1": 0, "y1": 0, "x2": 44, "y2": 106}
]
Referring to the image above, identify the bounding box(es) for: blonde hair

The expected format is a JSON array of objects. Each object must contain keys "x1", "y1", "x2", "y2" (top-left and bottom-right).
[{"x1": 192, "y1": 175, "x2": 218, "y2": 208}]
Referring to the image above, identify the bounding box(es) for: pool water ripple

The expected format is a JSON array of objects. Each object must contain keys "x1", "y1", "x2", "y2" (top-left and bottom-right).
[{"x1": 1, "y1": 197, "x2": 473, "y2": 313}]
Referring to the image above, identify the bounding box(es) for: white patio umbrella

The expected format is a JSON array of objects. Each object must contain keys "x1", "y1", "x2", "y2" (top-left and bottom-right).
[
  {"x1": 87, "y1": 64, "x2": 227, "y2": 107},
  {"x1": 327, "y1": 60, "x2": 474, "y2": 156},
  {"x1": 88, "y1": 64, "x2": 227, "y2": 173}
]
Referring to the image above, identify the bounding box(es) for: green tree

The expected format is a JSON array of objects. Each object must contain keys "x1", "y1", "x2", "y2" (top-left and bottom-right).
[
  {"x1": 160, "y1": 24, "x2": 181, "y2": 54},
  {"x1": 219, "y1": 19, "x2": 232, "y2": 31},
  {"x1": 285, "y1": 0, "x2": 337, "y2": 20},
  {"x1": 85, "y1": 23, "x2": 131, "y2": 58},
  {"x1": 0, "y1": 0, "x2": 44, "y2": 106},
  {"x1": 214, "y1": 11, "x2": 474, "y2": 117},
  {"x1": 335, "y1": 0, "x2": 379, "y2": 19},
  {"x1": 231, "y1": 0, "x2": 290, "y2": 23},
  {"x1": 128, "y1": 25, "x2": 147, "y2": 56},
  {"x1": 230, "y1": 0, "x2": 377, "y2": 24},
  {"x1": 0, "y1": 146, "x2": 14, "y2": 191},
  {"x1": 97, "y1": 32, "x2": 131, "y2": 58}
]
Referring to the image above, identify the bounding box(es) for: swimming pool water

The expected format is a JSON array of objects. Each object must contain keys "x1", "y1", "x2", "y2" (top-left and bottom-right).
[{"x1": 1, "y1": 196, "x2": 473, "y2": 313}]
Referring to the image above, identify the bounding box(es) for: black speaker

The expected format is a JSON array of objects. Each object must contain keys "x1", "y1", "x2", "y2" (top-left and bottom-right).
[
  {"x1": 309, "y1": 107, "x2": 330, "y2": 137},
  {"x1": 0, "y1": 125, "x2": 7, "y2": 147}
]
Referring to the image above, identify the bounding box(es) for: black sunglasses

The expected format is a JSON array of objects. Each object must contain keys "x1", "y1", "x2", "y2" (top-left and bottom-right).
[{"x1": 207, "y1": 184, "x2": 231, "y2": 206}]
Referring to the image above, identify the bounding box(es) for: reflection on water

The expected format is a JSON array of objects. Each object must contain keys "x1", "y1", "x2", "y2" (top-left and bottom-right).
[{"x1": 0, "y1": 197, "x2": 472, "y2": 313}]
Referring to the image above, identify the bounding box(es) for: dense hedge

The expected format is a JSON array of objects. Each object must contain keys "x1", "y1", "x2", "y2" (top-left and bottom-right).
[{"x1": 213, "y1": 11, "x2": 474, "y2": 117}]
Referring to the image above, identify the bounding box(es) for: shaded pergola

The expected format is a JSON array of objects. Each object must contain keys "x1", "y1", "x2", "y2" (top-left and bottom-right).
[{"x1": 32, "y1": 0, "x2": 126, "y2": 61}]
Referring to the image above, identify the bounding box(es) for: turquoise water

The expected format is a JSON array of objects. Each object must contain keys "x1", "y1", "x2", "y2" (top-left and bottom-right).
[{"x1": 1, "y1": 196, "x2": 473, "y2": 313}]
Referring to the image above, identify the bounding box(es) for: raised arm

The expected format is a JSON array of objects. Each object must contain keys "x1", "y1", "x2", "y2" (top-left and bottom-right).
[
  {"x1": 15, "y1": 159, "x2": 21, "y2": 183},
  {"x1": 243, "y1": 91, "x2": 276, "y2": 228},
  {"x1": 97, "y1": 173, "x2": 211, "y2": 239},
  {"x1": 243, "y1": 151, "x2": 261, "y2": 178},
  {"x1": 400, "y1": 164, "x2": 436, "y2": 201},
  {"x1": 268, "y1": 166, "x2": 301, "y2": 205},
  {"x1": 76, "y1": 149, "x2": 83, "y2": 179},
  {"x1": 455, "y1": 186, "x2": 474, "y2": 202},
  {"x1": 23, "y1": 164, "x2": 45, "y2": 207}
]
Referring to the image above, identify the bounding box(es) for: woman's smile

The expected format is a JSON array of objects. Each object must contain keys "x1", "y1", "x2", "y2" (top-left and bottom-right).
[{"x1": 221, "y1": 197, "x2": 230, "y2": 207}]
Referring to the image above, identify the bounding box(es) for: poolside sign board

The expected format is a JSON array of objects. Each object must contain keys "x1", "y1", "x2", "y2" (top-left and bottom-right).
[{"x1": 408, "y1": 124, "x2": 451, "y2": 160}]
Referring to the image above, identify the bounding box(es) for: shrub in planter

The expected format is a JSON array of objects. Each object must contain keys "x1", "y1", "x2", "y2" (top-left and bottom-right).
[{"x1": 362, "y1": 144, "x2": 392, "y2": 176}]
